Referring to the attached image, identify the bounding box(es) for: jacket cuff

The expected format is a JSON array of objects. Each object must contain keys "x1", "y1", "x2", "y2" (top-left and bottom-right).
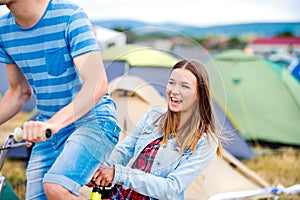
[{"x1": 113, "y1": 164, "x2": 125, "y2": 186}]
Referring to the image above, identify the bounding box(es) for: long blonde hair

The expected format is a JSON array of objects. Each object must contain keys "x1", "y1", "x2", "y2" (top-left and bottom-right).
[{"x1": 159, "y1": 60, "x2": 222, "y2": 156}]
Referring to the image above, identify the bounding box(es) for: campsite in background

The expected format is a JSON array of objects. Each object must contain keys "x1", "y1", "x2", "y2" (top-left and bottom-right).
[{"x1": 1, "y1": 5, "x2": 300, "y2": 200}]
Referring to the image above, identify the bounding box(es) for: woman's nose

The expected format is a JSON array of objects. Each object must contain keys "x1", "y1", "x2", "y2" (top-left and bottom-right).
[{"x1": 171, "y1": 85, "x2": 180, "y2": 94}]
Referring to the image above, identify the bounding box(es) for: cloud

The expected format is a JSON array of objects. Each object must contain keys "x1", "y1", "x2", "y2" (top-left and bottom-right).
[
  {"x1": 0, "y1": 6, "x2": 9, "y2": 16},
  {"x1": 1, "y1": 0, "x2": 299, "y2": 26},
  {"x1": 70, "y1": 0, "x2": 300, "y2": 26}
]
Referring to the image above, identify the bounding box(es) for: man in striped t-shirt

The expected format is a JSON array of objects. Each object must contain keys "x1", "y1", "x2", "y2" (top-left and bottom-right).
[{"x1": 0, "y1": 0, "x2": 120, "y2": 199}]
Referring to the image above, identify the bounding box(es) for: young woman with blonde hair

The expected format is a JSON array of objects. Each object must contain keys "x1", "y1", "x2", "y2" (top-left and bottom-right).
[{"x1": 89, "y1": 60, "x2": 223, "y2": 200}]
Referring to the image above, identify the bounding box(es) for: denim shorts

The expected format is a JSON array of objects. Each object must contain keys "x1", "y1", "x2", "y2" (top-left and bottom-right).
[{"x1": 25, "y1": 117, "x2": 120, "y2": 199}]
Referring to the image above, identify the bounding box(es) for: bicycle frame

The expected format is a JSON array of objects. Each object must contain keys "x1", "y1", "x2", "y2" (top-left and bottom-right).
[{"x1": 0, "y1": 132, "x2": 26, "y2": 194}]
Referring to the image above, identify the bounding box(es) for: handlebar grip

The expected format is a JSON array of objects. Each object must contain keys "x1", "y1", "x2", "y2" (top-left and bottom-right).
[
  {"x1": 13, "y1": 127, "x2": 52, "y2": 142},
  {"x1": 44, "y1": 129, "x2": 52, "y2": 139},
  {"x1": 13, "y1": 127, "x2": 23, "y2": 142}
]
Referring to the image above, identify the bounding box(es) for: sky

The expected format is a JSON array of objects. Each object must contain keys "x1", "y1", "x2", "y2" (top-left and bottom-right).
[{"x1": 0, "y1": 0, "x2": 299, "y2": 27}]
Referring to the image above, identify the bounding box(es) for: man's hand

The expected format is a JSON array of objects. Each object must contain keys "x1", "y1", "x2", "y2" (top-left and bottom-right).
[{"x1": 22, "y1": 121, "x2": 53, "y2": 143}]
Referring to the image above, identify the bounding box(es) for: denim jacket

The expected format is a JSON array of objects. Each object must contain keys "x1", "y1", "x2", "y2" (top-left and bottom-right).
[{"x1": 105, "y1": 107, "x2": 218, "y2": 200}]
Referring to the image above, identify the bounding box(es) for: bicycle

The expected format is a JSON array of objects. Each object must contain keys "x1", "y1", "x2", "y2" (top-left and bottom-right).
[
  {"x1": 0, "y1": 127, "x2": 26, "y2": 200},
  {"x1": 0, "y1": 127, "x2": 51, "y2": 199},
  {"x1": 0, "y1": 128, "x2": 112, "y2": 200}
]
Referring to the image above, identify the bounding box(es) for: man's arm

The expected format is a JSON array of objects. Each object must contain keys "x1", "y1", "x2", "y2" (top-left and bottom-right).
[
  {"x1": 48, "y1": 50, "x2": 108, "y2": 131},
  {"x1": 22, "y1": 51, "x2": 108, "y2": 141},
  {"x1": 0, "y1": 63, "x2": 32, "y2": 125}
]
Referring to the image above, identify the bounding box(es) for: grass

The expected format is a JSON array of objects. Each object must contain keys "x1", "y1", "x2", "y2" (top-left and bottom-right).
[
  {"x1": 2, "y1": 159, "x2": 27, "y2": 199},
  {"x1": 0, "y1": 112, "x2": 299, "y2": 200},
  {"x1": 244, "y1": 146, "x2": 300, "y2": 200}
]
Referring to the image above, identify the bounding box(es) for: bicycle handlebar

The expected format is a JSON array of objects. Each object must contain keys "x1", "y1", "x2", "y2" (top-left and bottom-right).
[
  {"x1": 13, "y1": 127, "x2": 23, "y2": 142},
  {"x1": 0, "y1": 127, "x2": 52, "y2": 171},
  {"x1": 0, "y1": 127, "x2": 52, "y2": 195},
  {"x1": 13, "y1": 127, "x2": 52, "y2": 142}
]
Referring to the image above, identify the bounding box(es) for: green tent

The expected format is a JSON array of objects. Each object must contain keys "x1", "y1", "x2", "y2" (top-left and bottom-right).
[
  {"x1": 265, "y1": 59, "x2": 300, "y2": 108},
  {"x1": 102, "y1": 44, "x2": 178, "y2": 97},
  {"x1": 209, "y1": 49, "x2": 300, "y2": 146},
  {"x1": 102, "y1": 44, "x2": 178, "y2": 68},
  {"x1": 102, "y1": 45, "x2": 255, "y2": 160},
  {"x1": 0, "y1": 179, "x2": 19, "y2": 200}
]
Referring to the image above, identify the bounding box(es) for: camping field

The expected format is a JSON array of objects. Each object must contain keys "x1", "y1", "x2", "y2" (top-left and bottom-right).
[{"x1": 0, "y1": 112, "x2": 299, "y2": 200}]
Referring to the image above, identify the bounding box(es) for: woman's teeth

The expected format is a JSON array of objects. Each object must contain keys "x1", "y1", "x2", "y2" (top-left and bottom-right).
[{"x1": 171, "y1": 97, "x2": 181, "y2": 103}]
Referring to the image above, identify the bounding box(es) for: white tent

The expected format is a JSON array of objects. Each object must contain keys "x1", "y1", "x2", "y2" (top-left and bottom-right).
[
  {"x1": 187, "y1": 150, "x2": 270, "y2": 199},
  {"x1": 108, "y1": 75, "x2": 167, "y2": 141},
  {"x1": 93, "y1": 25, "x2": 126, "y2": 51}
]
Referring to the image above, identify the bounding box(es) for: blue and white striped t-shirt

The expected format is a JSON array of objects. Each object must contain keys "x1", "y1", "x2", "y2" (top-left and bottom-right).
[{"x1": 0, "y1": 0, "x2": 117, "y2": 120}]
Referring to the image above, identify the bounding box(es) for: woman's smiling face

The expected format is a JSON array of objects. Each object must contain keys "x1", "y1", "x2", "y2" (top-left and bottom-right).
[{"x1": 166, "y1": 68, "x2": 198, "y2": 115}]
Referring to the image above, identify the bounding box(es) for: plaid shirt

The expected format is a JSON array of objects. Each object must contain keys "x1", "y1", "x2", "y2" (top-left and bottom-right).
[{"x1": 110, "y1": 137, "x2": 163, "y2": 200}]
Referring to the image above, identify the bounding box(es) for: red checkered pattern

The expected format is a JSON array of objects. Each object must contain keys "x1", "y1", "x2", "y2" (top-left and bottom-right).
[{"x1": 110, "y1": 137, "x2": 162, "y2": 200}]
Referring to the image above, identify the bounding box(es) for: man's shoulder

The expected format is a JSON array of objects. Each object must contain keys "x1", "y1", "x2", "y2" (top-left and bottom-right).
[
  {"x1": 0, "y1": 11, "x2": 12, "y2": 26},
  {"x1": 0, "y1": 12, "x2": 15, "y2": 41},
  {"x1": 50, "y1": 0, "x2": 81, "y2": 10},
  {"x1": 48, "y1": 0, "x2": 88, "y2": 23}
]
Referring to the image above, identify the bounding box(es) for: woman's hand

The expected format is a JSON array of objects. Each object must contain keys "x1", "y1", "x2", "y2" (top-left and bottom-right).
[{"x1": 87, "y1": 166, "x2": 115, "y2": 187}]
